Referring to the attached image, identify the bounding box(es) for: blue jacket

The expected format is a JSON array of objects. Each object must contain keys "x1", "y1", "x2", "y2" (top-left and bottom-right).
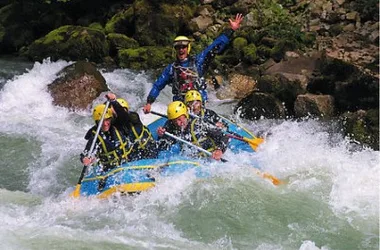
[{"x1": 147, "y1": 30, "x2": 234, "y2": 104}]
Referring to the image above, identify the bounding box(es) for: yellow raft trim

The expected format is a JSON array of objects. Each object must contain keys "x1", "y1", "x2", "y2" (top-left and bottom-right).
[{"x1": 97, "y1": 182, "x2": 156, "y2": 199}]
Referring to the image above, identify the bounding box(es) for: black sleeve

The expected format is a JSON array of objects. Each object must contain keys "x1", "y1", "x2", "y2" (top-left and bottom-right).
[
  {"x1": 206, "y1": 127, "x2": 229, "y2": 153},
  {"x1": 204, "y1": 109, "x2": 228, "y2": 127},
  {"x1": 147, "y1": 96, "x2": 156, "y2": 104},
  {"x1": 223, "y1": 28, "x2": 234, "y2": 39},
  {"x1": 111, "y1": 101, "x2": 143, "y2": 127}
]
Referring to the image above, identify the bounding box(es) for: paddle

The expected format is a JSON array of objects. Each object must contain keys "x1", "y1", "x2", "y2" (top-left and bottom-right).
[
  {"x1": 150, "y1": 111, "x2": 264, "y2": 151},
  {"x1": 163, "y1": 131, "x2": 283, "y2": 186},
  {"x1": 189, "y1": 113, "x2": 264, "y2": 151},
  {"x1": 70, "y1": 101, "x2": 111, "y2": 198}
]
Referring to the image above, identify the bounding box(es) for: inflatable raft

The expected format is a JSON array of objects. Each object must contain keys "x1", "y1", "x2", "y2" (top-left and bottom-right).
[{"x1": 75, "y1": 116, "x2": 264, "y2": 198}]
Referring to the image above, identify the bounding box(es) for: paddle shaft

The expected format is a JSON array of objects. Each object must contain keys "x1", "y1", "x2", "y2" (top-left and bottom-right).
[
  {"x1": 71, "y1": 101, "x2": 110, "y2": 197},
  {"x1": 164, "y1": 132, "x2": 228, "y2": 162}
]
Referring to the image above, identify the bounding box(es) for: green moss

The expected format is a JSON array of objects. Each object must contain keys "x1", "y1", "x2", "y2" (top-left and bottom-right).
[
  {"x1": 89, "y1": 22, "x2": 103, "y2": 31},
  {"x1": 107, "y1": 33, "x2": 139, "y2": 51},
  {"x1": 242, "y1": 43, "x2": 257, "y2": 64},
  {"x1": 257, "y1": 45, "x2": 271, "y2": 57},
  {"x1": 118, "y1": 46, "x2": 172, "y2": 70},
  {"x1": 232, "y1": 37, "x2": 248, "y2": 51},
  {"x1": 25, "y1": 25, "x2": 109, "y2": 62},
  {"x1": 40, "y1": 25, "x2": 68, "y2": 44},
  {"x1": 104, "y1": 7, "x2": 134, "y2": 34}
]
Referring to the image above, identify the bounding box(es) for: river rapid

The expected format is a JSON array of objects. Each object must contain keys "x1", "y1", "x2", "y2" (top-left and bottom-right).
[{"x1": 0, "y1": 57, "x2": 378, "y2": 250}]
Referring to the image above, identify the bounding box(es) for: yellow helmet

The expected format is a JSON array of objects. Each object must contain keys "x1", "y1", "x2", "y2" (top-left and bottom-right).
[
  {"x1": 184, "y1": 90, "x2": 202, "y2": 104},
  {"x1": 167, "y1": 101, "x2": 189, "y2": 120},
  {"x1": 117, "y1": 98, "x2": 129, "y2": 110},
  {"x1": 92, "y1": 104, "x2": 113, "y2": 122},
  {"x1": 173, "y1": 36, "x2": 191, "y2": 54}
]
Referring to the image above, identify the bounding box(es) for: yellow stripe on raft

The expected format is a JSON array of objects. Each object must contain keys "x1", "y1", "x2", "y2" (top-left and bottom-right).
[{"x1": 97, "y1": 182, "x2": 156, "y2": 199}]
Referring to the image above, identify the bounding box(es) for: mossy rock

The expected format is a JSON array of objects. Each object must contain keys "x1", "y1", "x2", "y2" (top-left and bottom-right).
[
  {"x1": 118, "y1": 46, "x2": 172, "y2": 70},
  {"x1": 24, "y1": 25, "x2": 109, "y2": 63},
  {"x1": 107, "y1": 33, "x2": 139, "y2": 56},
  {"x1": 132, "y1": 0, "x2": 195, "y2": 46},
  {"x1": 89, "y1": 22, "x2": 104, "y2": 31},
  {"x1": 105, "y1": 7, "x2": 134, "y2": 35},
  {"x1": 232, "y1": 37, "x2": 248, "y2": 54},
  {"x1": 341, "y1": 109, "x2": 379, "y2": 150},
  {"x1": 242, "y1": 43, "x2": 257, "y2": 64}
]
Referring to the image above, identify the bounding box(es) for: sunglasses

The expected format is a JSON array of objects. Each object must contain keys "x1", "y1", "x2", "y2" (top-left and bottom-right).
[{"x1": 174, "y1": 45, "x2": 187, "y2": 50}]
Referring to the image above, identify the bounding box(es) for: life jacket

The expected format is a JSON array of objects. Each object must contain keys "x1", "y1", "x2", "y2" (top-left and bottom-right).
[
  {"x1": 93, "y1": 127, "x2": 132, "y2": 168},
  {"x1": 130, "y1": 124, "x2": 154, "y2": 150},
  {"x1": 189, "y1": 118, "x2": 218, "y2": 156},
  {"x1": 171, "y1": 56, "x2": 206, "y2": 99}
]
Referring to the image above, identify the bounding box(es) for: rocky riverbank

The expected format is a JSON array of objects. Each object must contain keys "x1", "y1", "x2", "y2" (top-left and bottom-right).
[{"x1": 0, "y1": 0, "x2": 378, "y2": 149}]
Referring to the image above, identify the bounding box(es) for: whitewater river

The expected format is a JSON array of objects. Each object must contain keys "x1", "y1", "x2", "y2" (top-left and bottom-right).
[{"x1": 0, "y1": 57, "x2": 378, "y2": 250}]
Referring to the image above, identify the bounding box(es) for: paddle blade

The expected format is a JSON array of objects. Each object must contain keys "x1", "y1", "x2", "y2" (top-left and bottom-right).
[
  {"x1": 255, "y1": 170, "x2": 285, "y2": 186},
  {"x1": 70, "y1": 184, "x2": 81, "y2": 198},
  {"x1": 246, "y1": 137, "x2": 264, "y2": 151}
]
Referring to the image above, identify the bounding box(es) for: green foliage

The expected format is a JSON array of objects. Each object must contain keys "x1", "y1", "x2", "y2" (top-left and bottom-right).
[
  {"x1": 118, "y1": 46, "x2": 172, "y2": 70},
  {"x1": 232, "y1": 37, "x2": 248, "y2": 51},
  {"x1": 242, "y1": 0, "x2": 315, "y2": 62},
  {"x1": 89, "y1": 23, "x2": 103, "y2": 31},
  {"x1": 242, "y1": 43, "x2": 257, "y2": 64}
]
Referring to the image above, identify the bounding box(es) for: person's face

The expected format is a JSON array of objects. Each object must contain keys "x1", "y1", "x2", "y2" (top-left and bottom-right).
[
  {"x1": 101, "y1": 118, "x2": 112, "y2": 132},
  {"x1": 173, "y1": 115, "x2": 188, "y2": 129},
  {"x1": 175, "y1": 45, "x2": 188, "y2": 61},
  {"x1": 187, "y1": 100, "x2": 202, "y2": 114}
]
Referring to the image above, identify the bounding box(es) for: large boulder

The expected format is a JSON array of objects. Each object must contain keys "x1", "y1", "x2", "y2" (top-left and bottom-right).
[
  {"x1": 235, "y1": 92, "x2": 286, "y2": 120},
  {"x1": 294, "y1": 94, "x2": 335, "y2": 118},
  {"x1": 24, "y1": 25, "x2": 109, "y2": 63},
  {"x1": 216, "y1": 73, "x2": 257, "y2": 99},
  {"x1": 48, "y1": 61, "x2": 108, "y2": 110}
]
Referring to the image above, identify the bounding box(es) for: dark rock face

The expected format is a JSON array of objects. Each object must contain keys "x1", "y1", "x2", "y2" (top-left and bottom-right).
[
  {"x1": 341, "y1": 109, "x2": 379, "y2": 150},
  {"x1": 47, "y1": 61, "x2": 108, "y2": 110},
  {"x1": 294, "y1": 94, "x2": 335, "y2": 118},
  {"x1": 235, "y1": 92, "x2": 286, "y2": 119}
]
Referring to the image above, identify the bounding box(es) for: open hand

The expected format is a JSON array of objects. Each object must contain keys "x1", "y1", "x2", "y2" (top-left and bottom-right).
[
  {"x1": 82, "y1": 156, "x2": 95, "y2": 166},
  {"x1": 157, "y1": 126, "x2": 166, "y2": 137},
  {"x1": 229, "y1": 13, "x2": 243, "y2": 31},
  {"x1": 143, "y1": 103, "x2": 151, "y2": 114},
  {"x1": 106, "y1": 92, "x2": 116, "y2": 101},
  {"x1": 212, "y1": 149, "x2": 223, "y2": 161}
]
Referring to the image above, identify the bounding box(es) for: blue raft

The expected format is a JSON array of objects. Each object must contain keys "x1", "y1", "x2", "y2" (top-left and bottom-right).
[{"x1": 78, "y1": 117, "x2": 261, "y2": 198}]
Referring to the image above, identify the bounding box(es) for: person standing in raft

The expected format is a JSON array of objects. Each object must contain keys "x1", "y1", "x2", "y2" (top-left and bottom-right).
[
  {"x1": 80, "y1": 103, "x2": 130, "y2": 172},
  {"x1": 143, "y1": 13, "x2": 244, "y2": 114},
  {"x1": 157, "y1": 101, "x2": 229, "y2": 161},
  {"x1": 105, "y1": 92, "x2": 159, "y2": 160}
]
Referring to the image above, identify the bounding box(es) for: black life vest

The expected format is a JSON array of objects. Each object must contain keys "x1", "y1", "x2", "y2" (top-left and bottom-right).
[{"x1": 171, "y1": 57, "x2": 205, "y2": 98}]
